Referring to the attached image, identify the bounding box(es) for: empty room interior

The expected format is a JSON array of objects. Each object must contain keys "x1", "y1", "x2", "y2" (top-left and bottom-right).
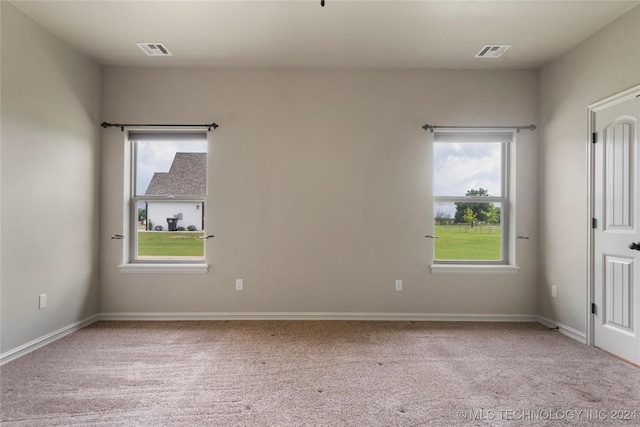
[{"x1": 1, "y1": 0, "x2": 640, "y2": 425}]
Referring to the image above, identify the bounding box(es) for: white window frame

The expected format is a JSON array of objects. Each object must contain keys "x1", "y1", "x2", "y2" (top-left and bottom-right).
[
  {"x1": 430, "y1": 129, "x2": 519, "y2": 275},
  {"x1": 118, "y1": 129, "x2": 209, "y2": 274}
]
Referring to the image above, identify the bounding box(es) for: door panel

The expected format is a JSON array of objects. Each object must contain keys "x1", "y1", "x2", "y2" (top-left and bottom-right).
[
  {"x1": 604, "y1": 121, "x2": 634, "y2": 230},
  {"x1": 603, "y1": 255, "x2": 633, "y2": 333},
  {"x1": 593, "y1": 93, "x2": 640, "y2": 365}
]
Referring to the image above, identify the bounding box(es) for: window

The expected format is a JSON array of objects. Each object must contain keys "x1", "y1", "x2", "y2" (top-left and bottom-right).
[
  {"x1": 432, "y1": 131, "x2": 513, "y2": 266},
  {"x1": 129, "y1": 131, "x2": 208, "y2": 265}
]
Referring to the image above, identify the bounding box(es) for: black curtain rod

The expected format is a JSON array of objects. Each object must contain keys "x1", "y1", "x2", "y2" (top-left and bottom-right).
[
  {"x1": 422, "y1": 124, "x2": 536, "y2": 133},
  {"x1": 101, "y1": 122, "x2": 219, "y2": 131}
]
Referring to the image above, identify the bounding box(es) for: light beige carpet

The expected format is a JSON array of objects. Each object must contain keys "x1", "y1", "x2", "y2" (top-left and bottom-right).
[{"x1": 1, "y1": 321, "x2": 639, "y2": 426}]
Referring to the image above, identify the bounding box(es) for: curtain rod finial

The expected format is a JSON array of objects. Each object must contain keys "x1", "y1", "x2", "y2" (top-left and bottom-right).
[{"x1": 100, "y1": 122, "x2": 124, "y2": 131}]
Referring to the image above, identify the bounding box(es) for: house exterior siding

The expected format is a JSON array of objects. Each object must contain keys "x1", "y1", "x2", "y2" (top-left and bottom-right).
[{"x1": 146, "y1": 201, "x2": 204, "y2": 231}]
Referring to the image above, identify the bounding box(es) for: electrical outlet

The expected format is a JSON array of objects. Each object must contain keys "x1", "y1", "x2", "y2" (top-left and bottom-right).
[
  {"x1": 39, "y1": 294, "x2": 47, "y2": 309},
  {"x1": 395, "y1": 280, "x2": 402, "y2": 291},
  {"x1": 551, "y1": 285, "x2": 558, "y2": 298},
  {"x1": 236, "y1": 279, "x2": 243, "y2": 291}
]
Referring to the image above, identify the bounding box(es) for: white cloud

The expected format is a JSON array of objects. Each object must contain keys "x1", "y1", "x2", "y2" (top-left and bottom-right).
[{"x1": 434, "y1": 142, "x2": 501, "y2": 197}]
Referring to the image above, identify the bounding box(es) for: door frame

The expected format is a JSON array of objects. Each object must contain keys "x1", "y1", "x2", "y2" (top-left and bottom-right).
[{"x1": 587, "y1": 84, "x2": 640, "y2": 348}]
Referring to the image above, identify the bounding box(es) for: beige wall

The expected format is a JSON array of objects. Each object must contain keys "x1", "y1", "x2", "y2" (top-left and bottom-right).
[
  {"x1": 538, "y1": 6, "x2": 640, "y2": 333},
  {"x1": 8, "y1": 0, "x2": 637, "y2": 356},
  {"x1": 100, "y1": 68, "x2": 539, "y2": 316},
  {"x1": 0, "y1": 3, "x2": 101, "y2": 353}
]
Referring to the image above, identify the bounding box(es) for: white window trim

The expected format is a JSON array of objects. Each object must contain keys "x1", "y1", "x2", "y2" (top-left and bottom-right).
[
  {"x1": 119, "y1": 129, "x2": 210, "y2": 273},
  {"x1": 118, "y1": 263, "x2": 209, "y2": 274},
  {"x1": 431, "y1": 129, "x2": 517, "y2": 271},
  {"x1": 430, "y1": 264, "x2": 519, "y2": 275}
]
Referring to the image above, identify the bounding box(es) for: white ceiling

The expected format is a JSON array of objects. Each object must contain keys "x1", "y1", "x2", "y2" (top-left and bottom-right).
[{"x1": 9, "y1": 0, "x2": 640, "y2": 69}]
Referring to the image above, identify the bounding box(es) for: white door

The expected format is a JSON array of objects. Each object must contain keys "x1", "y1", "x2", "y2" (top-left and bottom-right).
[{"x1": 593, "y1": 89, "x2": 640, "y2": 365}]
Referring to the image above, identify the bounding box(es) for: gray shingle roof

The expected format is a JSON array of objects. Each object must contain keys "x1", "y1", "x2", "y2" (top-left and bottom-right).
[{"x1": 145, "y1": 152, "x2": 206, "y2": 196}]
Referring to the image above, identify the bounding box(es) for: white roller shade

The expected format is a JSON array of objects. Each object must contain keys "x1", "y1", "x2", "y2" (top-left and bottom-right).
[
  {"x1": 434, "y1": 131, "x2": 514, "y2": 143},
  {"x1": 129, "y1": 132, "x2": 207, "y2": 141}
]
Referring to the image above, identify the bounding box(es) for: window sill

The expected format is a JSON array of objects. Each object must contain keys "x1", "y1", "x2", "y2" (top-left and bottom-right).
[
  {"x1": 118, "y1": 263, "x2": 209, "y2": 274},
  {"x1": 430, "y1": 264, "x2": 520, "y2": 275}
]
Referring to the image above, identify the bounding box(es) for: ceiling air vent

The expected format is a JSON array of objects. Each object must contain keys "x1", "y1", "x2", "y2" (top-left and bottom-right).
[
  {"x1": 136, "y1": 42, "x2": 172, "y2": 57},
  {"x1": 475, "y1": 45, "x2": 511, "y2": 58}
]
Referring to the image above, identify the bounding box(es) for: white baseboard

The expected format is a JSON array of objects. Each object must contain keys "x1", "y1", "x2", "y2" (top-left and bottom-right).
[
  {"x1": 99, "y1": 311, "x2": 540, "y2": 322},
  {"x1": 1, "y1": 313, "x2": 584, "y2": 365},
  {"x1": 0, "y1": 314, "x2": 100, "y2": 366},
  {"x1": 537, "y1": 315, "x2": 587, "y2": 344}
]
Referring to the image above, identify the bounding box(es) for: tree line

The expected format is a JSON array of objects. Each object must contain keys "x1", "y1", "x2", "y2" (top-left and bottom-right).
[{"x1": 436, "y1": 188, "x2": 500, "y2": 227}]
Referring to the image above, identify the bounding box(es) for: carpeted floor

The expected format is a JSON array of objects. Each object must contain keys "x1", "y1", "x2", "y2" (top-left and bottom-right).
[{"x1": 1, "y1": 321, "x2": 639, "y2": 426}]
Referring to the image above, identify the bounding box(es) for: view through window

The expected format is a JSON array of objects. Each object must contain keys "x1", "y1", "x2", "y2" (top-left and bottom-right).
[
  {"x1": 433, "y1": 132, "x2": 511, "y2": 263},
  {"x1": 131, "y1": 132, "x2": 207, "y2": 261}
]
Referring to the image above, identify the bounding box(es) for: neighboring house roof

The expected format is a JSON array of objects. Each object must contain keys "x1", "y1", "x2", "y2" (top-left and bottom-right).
[{"x1": 145, "y1": 152, "x2": 206, "y2": 196}]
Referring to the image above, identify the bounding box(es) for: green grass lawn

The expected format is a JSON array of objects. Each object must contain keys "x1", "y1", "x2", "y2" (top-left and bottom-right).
[
  {"x1": 434, "y1": 224, "x2": 501, "y2": 260},
  {"x1": 138, "y1": 226, "x2": 499, "y2": 260},
  {"x1": 138, "y1": 231, "x2": 204, "y2": 257}
]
